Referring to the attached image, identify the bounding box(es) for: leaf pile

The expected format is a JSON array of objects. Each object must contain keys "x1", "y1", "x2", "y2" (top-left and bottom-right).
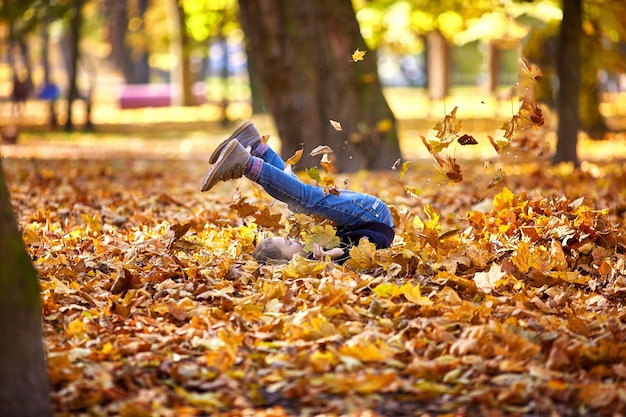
[{"x1": 3, "y1": 144, "x2": 626, "y2": 416}]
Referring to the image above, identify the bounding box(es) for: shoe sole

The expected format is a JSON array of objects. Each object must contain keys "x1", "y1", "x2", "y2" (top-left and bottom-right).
[
  {"x1": 209, "y1": 120, "x2": 254, "y2": 164},
  {"x1": 200, "y1": 139, "x2": 239, "y2": 192}
]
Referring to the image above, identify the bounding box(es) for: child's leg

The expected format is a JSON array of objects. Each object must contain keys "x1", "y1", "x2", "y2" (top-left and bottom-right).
[
  {"x1": 246, "y1": 156, "x2": 393, "y2": 228},
  {"x1": 252, "y1": 143, "x2": 285, "y2": 171}
]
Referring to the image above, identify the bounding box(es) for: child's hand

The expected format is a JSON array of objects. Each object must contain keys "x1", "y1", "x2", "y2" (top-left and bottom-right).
[
  {"x1": 313, "y1": 243, "x2": 325, "y2": 260},
  {"x1": 313, "y1": 243, "x2": 344, "y2": 260}
]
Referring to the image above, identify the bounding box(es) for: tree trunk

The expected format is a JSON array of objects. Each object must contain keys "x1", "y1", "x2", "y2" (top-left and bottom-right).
[
  {"x1": 0, "y1": 158, "x2": 52, "y2": 417},
  {"x1": 238, "y1": 0, "x2": 402, "y2": 172},
  {"x1": 487, "y1": 41, "x2": 500, "y2": 95},
  {"x1": 168, "y1": 0, "x2": 195, "y2": 106},
  {"x1": 65, "y1": 0, "x2": 86, "y2": 132},
  {"x1": 426, "y1": 30, "x2": 451, "y2": 101},
  {"x1": 553, "y1": 0, "x2": 581, "y2": 166}
]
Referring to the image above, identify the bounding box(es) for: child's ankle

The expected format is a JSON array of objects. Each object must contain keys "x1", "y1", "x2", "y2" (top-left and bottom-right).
[{"x1": 251, "y1": 143, "x2": 269, "y2": 158}]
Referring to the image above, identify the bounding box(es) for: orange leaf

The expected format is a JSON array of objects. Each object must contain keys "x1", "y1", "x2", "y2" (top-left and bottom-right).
[{"x1": 285, "y1": 148, "x2": 303, "y2": 165}]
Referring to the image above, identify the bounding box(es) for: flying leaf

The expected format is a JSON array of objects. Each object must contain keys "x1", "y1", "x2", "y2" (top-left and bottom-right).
[
  {"x1": 230, "y1": 198, "x2": 259, "y2": 218},
  {"x1": 433, "y1": 106, "x2": 462, "y2": 149},
  {"x1": 487, "y1": 169, "x2": 505, "y2": 189},
  {"x1": 320, "y1": 154, "x2": 335, "y2": 173},
  {"x1": 397, "y1": 161, "x2": 410, "y2": 180},
  {"x1": 420, "y1": 134, "x2": 434, "y2": 154},
  {"x1": 433, "y1": 155, "x2": 463, "y2": 184},
  {"x1": 285, "y1": 148, "x2": 304, "y2": 165},
  {"x1": 458, "y1": 134, "x2": 478, "y2": 145},
  {"x1": 488, "y1": 134, "x2": 510, "y2": 154},
  {"x1": 307, "y1": 166, "x2": 322, "y2": 183},
  {"x1": 351, "y1": 49, "x2": 367, "y2": 62},
  {"x1": 330, "y1": 120, "x2": 343, "y2": 132},
  {"x1": 519, "y1": 56, "x2": 543, "y2": 82},
  {"x1": 309, "y1": 145, "x2": 334, "y2": 156}
]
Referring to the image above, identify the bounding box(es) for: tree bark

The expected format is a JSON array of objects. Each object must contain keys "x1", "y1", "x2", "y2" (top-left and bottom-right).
[
  {"x1": 0, "y1": 158, "x2": 52, "y2": 417},
  {"x1": 238, "y1": 0, "x2": 402, "y2": 172},
  {"x1": 426, "y1": 30, "x2": 451, "y2": 101},
  {"x1": 64, "y1": 0, "x2": 86, "y2": 132},
  {"x1": 168, "y1": 0, "x2": 195, "y2": 106},
  {"x1": 553, "y1": 0, "x2": 581, "y2": 165}
]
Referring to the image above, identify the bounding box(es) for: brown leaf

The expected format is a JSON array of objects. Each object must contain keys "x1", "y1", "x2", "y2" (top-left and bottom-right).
[
  {"x1": 457, "y1": 134, "x2": 478, "y2": 145},
  {"x1": 253, "y1": 207, "x2": 284, "y2": 229}
]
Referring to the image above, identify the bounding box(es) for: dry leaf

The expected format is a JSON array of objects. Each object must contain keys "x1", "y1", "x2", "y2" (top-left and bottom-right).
[
  {"x1": 309, "y1": 145, "x2": 334, "y2": 156},
  {"x1": 285, "y1": 148, "x2": 304, "y2": 165},
  {"x1": 330, "y1": 120, "x2": 343, "y2": 132},
  {"x1": 351, "y1": 48, "x2": 367, "y2": 62}
]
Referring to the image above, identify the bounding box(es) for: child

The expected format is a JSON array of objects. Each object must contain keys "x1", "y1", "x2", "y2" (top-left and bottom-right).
[{"x1": 201, "y1": 121, "x2": 394, "y2": 263}]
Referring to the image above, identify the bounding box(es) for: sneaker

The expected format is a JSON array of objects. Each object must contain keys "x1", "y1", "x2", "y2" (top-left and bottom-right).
[
  {"x1": 209, "y1": 120, "x2": 261, "y2": 164},
  {"x1": 200, "y1": 139, "x2": 251, "y2": 192}
]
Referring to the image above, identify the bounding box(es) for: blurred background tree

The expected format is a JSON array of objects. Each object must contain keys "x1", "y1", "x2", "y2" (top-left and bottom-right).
[{"x1": 1, "y1": 0, "x2": 625, "y2": 166}]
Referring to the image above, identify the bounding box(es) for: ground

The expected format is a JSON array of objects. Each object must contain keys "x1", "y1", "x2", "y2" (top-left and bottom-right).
[{"x1": 2, "y1": 112, "x2": 626, "y2": 416}]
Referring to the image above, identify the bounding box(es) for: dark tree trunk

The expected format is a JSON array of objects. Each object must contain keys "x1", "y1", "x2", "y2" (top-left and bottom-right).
[
  {"x1": 168, "y1": 0, "x2": 195, "y2": 106},
  {"x1": 553, "y1": 0, "x2": 581, "y2": 165},
  {"x1": 65, "y1": 0, "x2": 86, "y2": 132},
  {"x1": 107, "y1": 0, "x2": 150, "y2": 84},
  {"x1": 0, "y1": 159, "x2": 52, "y2": 417},
  {"x1": 41, "y1": 19, "x2": 58, "y2": 128},
  {"x1": 238, "y1": 0, "x2": 402, "y2": 172},
  {"x1": 219, "y1": 32, "x2": 230, "y2": 126}
]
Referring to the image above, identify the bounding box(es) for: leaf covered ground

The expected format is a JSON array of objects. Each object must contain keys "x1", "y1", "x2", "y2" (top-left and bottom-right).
[{"x1": 2, "y1": 127, "x2": 626, "y2": 417}]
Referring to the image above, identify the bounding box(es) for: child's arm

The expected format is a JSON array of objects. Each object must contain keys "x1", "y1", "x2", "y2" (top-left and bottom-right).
[{"x1": 313, "y1": 243, "x2": 345, "y2": 260}]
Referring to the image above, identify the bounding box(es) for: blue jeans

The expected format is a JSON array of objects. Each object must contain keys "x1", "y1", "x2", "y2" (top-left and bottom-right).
[{"x1": 246, "y1": 147, "x2": 393, "y2": 228}]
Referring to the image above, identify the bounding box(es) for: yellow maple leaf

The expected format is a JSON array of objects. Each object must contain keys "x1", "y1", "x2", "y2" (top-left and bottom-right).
[
  {"x1": 281, "y1": 256, "x2": 327, "y2": 279},
  {"x1": 301, "y1": 224, "x2": 340, "y2": 253},
  {"x1": 351, "y1": 48, "x2": 366, "y2": 62},
  {"x1": 344, "y1": 238, "x2": 378, "y2": 269},
  {"x1": 512, "y1": 240, "x2": 533, "y2": 273}
]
